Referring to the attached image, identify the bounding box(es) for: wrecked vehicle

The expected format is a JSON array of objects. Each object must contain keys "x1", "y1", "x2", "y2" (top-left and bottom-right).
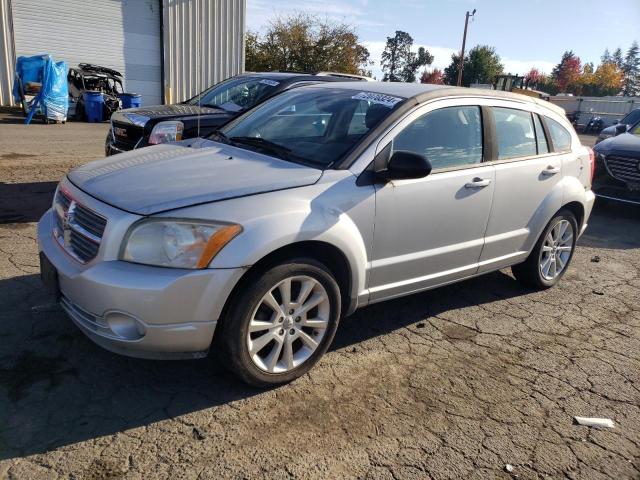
[
  {"x1": 105, "y1": 71, "x2": 371, "y2": 155},
  {"x1": 68, "y1": 64, "x2": 123, "y2": 121}
]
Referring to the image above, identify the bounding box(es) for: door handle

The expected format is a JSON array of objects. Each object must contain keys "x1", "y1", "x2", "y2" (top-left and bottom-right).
[
  {"x1": 465, "y1": 177, "x2": 492, "y2": 188},
  {"x1": 542, "y1": 165, "x2": 560, "y2": 175}
]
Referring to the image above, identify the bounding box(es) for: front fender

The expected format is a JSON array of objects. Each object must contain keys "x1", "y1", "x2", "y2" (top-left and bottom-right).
[{"x1": 166, "y1": 170, "x2": 376, "y2": 310}]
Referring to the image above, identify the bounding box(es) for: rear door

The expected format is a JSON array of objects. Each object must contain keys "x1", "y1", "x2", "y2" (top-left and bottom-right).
[{"x1": 478, "y1": 103, "x2": 564, "y2": 272}]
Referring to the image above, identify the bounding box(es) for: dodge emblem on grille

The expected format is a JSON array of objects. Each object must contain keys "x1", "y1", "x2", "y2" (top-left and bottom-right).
[{"x1": 114, "y1": 127, "x2": 127, "y2": 137}]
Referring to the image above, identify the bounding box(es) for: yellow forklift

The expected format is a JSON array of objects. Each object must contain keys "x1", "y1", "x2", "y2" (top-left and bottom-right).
[{"x1": 494, "y1": 74, "x2": 547, "y2": 98}]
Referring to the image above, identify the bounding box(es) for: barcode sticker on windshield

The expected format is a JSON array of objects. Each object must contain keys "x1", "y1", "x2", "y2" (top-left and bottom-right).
[
  {"x1": 351, "y1": 92, "x2": 403, "y2": 107},
  {"x1": 259, "y1": 79, "x2": 280, "y2": 87}
]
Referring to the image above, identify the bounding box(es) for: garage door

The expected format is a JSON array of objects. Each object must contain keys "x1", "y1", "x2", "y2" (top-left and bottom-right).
[{"x1": 11, "y1": 0, "x2": 162, "y2": 106}]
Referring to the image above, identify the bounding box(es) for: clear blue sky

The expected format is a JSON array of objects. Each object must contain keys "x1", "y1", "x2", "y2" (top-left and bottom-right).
[{"x1": 247, "y1": 0, "x2": 640, "y2": 79}]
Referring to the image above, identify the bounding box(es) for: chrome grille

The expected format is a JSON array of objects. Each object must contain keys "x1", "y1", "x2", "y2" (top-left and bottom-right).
[
  {"x1": 605, "y1": 155, "x2": 640, "y2": 183},
  {"x1": 111, "y1": 121, "x2": 144, "y2": 150},
  {"x1": 53, "y1": 190, "x2": 107, "y2": 263}
]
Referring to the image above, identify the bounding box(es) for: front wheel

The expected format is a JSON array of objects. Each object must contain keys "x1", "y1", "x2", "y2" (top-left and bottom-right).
[
  {"x1": 512, "y1": 210, "x2": 578, "y2": 289},
  {"x1": 218, "y1": 259, "x2": 341, "y2": 387}
]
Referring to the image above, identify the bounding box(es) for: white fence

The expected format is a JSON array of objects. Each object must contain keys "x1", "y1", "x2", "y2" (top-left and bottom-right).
[{"x1": 548, "y1": 96, "x2": 639, "y2": 128}]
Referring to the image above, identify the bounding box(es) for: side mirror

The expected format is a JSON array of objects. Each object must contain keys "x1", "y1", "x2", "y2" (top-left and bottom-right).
[
  {"x1": 615, "y1": 124, "x2": 627, "y2": 135},
  {"x1": 378, "y1": 150, "x2": 432, "y2": 180}
]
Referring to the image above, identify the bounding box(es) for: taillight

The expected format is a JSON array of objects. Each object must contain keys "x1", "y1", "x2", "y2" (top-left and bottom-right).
[{"x1": 587, "y1": 147, "x2": 595, "y2": 184}]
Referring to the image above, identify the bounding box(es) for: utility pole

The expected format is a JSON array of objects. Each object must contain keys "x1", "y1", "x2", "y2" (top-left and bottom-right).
[{"x1": 456, "y1": 9, "x2": 476, "y2": 87}]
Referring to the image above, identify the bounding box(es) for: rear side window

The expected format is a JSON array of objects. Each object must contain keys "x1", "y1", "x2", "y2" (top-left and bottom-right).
[
  {"x1": 493, "y1": 107, "x2": 537, "y2": 160},
  {"x1": 546, "y1": 117, "x2": 572, "y2": 152},
  {"x1": 393, "y1": 106, "x2": 483, "y2": 170},
  {"x1": 533, "y1": 114, "x2": 549, "y2": 154}
]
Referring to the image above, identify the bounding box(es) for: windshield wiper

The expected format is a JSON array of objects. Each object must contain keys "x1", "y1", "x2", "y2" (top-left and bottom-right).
[
  {"x1": 209, "y1": 131, "x2": 231, "y2": 144},
  {"x1": 202, "y1": 103, "x2": 226, "y2": 110},
  {"x1": 229, "y1": 136, "x2": 296, "y2": 162}
]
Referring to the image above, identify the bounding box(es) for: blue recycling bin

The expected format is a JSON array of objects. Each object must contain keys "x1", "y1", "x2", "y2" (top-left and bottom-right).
[
  {"x1": 119, "y1": 93, "x2": 141, "y2": 109},
  {"x1": 83, "y1": 91, "x2": 104, "y2": 122}
]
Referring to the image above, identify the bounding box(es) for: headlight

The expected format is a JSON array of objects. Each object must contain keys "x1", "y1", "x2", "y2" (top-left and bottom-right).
[
  {"x1": 121, "y1": 219, "x2": 241, "y2": 269},
  {"x1": 148, "y1": 121, "x2": 184, "y2": 145}
]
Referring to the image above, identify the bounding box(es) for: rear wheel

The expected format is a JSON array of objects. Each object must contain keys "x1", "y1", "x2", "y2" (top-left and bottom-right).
[
  {"x1": 219, "y1": 259, "x2": 341, "y2": 387},
  {"x1": 512, "y1": 210, "x2": 578, "y2": 289}
]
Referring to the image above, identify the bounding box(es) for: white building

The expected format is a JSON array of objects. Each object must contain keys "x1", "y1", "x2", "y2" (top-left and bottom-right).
[{"x1": 0, "y1": 0, "x2": 246, "y2": 106}]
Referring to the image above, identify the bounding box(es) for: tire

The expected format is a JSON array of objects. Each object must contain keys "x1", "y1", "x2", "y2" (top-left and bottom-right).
[
  {"x1": 512, "y1": 210, "x2": 578, "y2": 289},
  {"x1": 218, "y1": 258, "x2": 342, "y2": 387}
]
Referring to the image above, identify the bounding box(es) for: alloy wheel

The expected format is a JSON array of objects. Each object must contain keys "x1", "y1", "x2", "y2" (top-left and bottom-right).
[
  {"x1": 246, "y1": 275, "x2": 330, "y2": 373},
  {"x1": 539, "y1": 219, "x2": 574, "y2": 281}
]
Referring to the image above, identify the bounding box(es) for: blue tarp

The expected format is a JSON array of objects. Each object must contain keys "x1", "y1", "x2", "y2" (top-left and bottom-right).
[{"x1": 13, "y1": 54, "x2": 68, "y2": 124}]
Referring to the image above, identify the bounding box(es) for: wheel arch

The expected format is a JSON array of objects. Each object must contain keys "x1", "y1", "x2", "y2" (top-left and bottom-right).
[
  {"x1": 213, "y1": 240, "x2": 356, "y2": 345},
  {"x1": 560, "y1": 201, "x2": 585, "y2": 229}
]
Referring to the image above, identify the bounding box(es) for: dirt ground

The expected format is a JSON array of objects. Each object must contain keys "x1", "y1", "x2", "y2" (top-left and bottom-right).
[{"x1": 0, "y1": 112, "x2": 639, "y2": 479}]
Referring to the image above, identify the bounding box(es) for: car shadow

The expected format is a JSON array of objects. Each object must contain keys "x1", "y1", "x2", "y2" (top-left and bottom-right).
[
  {"x1": 0, "y1": 181, "x2": 58, "y2": 224},
  {"x1": 0, "y1": 111, "x2": 28, "y2": 125},
  {"x1": 0, "y1": 269, "x2": 529, "y2": 460},
  {"x1": 578, "y1": 201, "x2": 640, "y2": 250}
]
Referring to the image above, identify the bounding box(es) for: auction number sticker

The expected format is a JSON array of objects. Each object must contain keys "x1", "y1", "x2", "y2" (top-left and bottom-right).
[
  {"x1": 259, "y1": 79, "x2": 280, "y2": 87},
  {"x1": 351, "y1": 91, "x2": 403, "y2": 107}
]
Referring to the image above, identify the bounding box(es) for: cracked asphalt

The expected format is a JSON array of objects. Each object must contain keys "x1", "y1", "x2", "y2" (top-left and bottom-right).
[{"x1": 0, "y1": 113, "x2": 639, "y2": 479}]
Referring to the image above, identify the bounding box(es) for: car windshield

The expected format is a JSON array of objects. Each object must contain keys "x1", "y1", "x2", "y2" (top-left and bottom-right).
[
  {"x1": 216, "y1": 87, "x2": 405, "y2": 168},
  {"x1": 621, "y1": 109, "x2": 640, "y2": 125},
  {"x1": 186, "y1": 76, "x2": 280, "y2": 112}
]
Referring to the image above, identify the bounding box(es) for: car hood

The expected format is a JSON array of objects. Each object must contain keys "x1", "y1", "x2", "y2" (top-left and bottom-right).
[
  {"x1": 594, "y1": 132, "x2": 640, "y2": 158},
  {"x1": 111, "y1": 104, "x2": 230, "y2": 126},
  {"x1": 67, "y1": 138, "x2": 323, "y2": 215}
]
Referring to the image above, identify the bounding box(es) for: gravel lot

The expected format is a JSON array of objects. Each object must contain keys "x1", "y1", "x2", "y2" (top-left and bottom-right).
[{"x1": 1, "y1": 112, "x2": 639, "y2": 479}]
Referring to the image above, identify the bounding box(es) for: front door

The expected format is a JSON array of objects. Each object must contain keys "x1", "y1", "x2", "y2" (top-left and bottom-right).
[{"x1": 369, "y1": 103, "x2": 495, "y2": 302}]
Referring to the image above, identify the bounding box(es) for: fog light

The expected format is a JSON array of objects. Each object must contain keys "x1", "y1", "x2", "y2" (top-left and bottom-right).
[{"x1": 104, "y1": 311, "x2": 146, "y2": 340}]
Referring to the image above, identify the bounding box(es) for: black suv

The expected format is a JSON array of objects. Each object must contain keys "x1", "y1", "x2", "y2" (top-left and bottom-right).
[
  {"x1": 593, "y1": 120, "x2": 640, "y2": 205},
  {"x1": 105, "y1": 71, "x2": 371, "y2": 155}
]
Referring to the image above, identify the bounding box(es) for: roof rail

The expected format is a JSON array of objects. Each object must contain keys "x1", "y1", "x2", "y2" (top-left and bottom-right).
[{"x1": 314, "y1": 71, "x2": 374, "y2": 82}]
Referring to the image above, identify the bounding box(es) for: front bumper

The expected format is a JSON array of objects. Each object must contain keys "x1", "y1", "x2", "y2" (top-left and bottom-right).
[
  {"x1": 593, "y1": 156, "x2": 640, "y2": 206},
  {"x1": 38, "y1": 209, "x2": 245, "y2": 359}
]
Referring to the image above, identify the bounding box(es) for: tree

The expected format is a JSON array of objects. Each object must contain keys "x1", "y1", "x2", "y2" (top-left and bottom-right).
[
  {"x1": 443, "y1": 45, "x2": 504, "y2": 87},
  {"x1": 601, "y1": 48, "x2": 611, "y2": 64},
  {"x1": 594, "y1": 62, "x2": 624, "y2": 96},
  {"x1": 622, "y1": 41, "x2": 640, "y2": 96},
  {"x1": 524, "y1": 68, "x2": 543, "y2": 87},
  {"x1": 381, "y1": 31, "x2": 433, "y2": 82},
  {"x1": 552, "y1": 51, "x2": 582, "y2": 93},
  {"x1": 612, "y1": 47, "x2": 625, "y2": 70},
  {"x1": 245, "y1": 14, "x2": 372, "y2": 76},
  {"x1": 420, "y1": 68, "x2": 444, "y2": 84}
]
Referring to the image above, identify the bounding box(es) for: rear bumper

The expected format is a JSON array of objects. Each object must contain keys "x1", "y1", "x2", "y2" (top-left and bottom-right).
[
  {"x1": 579, "y1": 189, "x2": 596, "y2": 235},
  {"x1": 38, "y1": 209, "x2": 246, "y2": 359}
]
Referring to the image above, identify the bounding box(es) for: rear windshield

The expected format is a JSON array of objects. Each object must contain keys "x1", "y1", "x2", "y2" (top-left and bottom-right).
[
  {"x1": 216, "y1": 88, "x2": 405, "y2": 168},
  {"x1": 186, "y1": 76, "x2": 281, "y2": 112}
]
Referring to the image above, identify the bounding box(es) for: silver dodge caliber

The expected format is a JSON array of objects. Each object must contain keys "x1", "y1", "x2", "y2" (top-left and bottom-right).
[{"x1": 38, "y1": 82, "x2": 596, "y2": 386}]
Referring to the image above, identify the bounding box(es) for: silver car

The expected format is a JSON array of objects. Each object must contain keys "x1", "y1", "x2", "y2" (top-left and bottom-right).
[{"x1": 38, "y1": 82, "x2": 596, "y2": 386}]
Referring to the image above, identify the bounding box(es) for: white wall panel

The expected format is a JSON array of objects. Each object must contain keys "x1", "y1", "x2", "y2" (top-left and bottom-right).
[
  {"x1": 163, "y1": 0, "x2": 245, "y2": 103},
  {"x1": 11, "y1": 0, "x2": 162, "y2": 105},
  {"x1": 0, "y1": 0, "x2": 16, "y2": 106}
]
